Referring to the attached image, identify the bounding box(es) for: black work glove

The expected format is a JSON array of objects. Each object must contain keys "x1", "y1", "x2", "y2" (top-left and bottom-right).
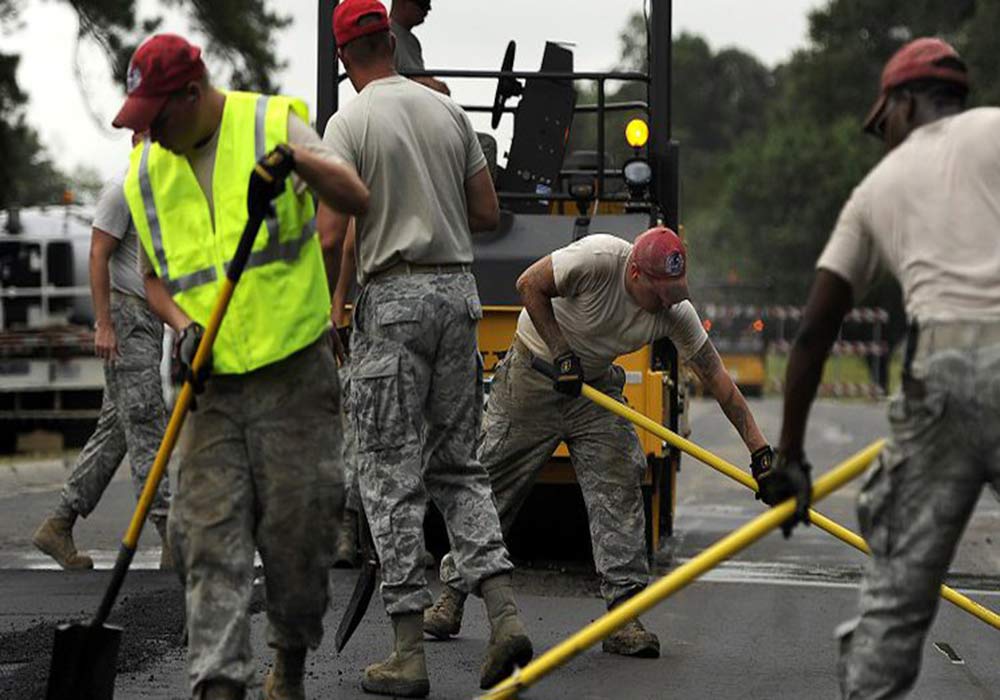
[
  {"x1": 553, "y1": 351, "x2": 584, "y2": 397},
  {"x1": 756, "y1": 451, "x2": 812, "y2": 538},
  {"x1": 330, "y1": 324, "x2": 350, "y2": 366},
  {"x1": 173, "y1": 322, "x2": 211, "y2": 408},
  {"x1": 247, "y1": 144, "x2": 296, "y2": 220},
  {"x1": 336, "y1": 324, "x2": 352, "y2": 351},
  {"x1": 749, "y1": 445, "x2": 774, "y2": 502}
]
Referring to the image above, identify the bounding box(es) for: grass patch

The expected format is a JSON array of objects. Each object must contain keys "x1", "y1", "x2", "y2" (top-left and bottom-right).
[{"x1": 765, "y1": 350, "x2": 903, "y2": 396}]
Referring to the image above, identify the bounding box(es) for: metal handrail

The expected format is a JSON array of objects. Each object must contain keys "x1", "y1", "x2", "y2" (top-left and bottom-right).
[{"x1": 405, "y1": 69, "x2": 648, "y2": 82}]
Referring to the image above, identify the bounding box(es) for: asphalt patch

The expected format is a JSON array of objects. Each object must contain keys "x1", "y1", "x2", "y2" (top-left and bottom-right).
[{"x1": 0, "y1": 572, "x2": 266, "y2": 699}]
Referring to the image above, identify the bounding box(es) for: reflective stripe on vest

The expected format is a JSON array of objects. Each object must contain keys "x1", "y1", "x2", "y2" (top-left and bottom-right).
[{"x1": 136, "y1": 94, "x2": 299, "y2": 295}]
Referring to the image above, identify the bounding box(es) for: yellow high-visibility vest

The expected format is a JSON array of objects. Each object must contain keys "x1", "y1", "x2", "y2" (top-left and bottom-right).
[{"x1": 125, "y1": 91, "x2": 330, "y2": 375}]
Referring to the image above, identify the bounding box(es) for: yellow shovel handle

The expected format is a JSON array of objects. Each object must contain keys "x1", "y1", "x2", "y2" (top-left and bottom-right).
[
  {"x1": 579, "y1": 383, "x2": 1000, "y2": 632},
  {"x1": 480, "y1": 440, "x2": 884, "y2": 699}
]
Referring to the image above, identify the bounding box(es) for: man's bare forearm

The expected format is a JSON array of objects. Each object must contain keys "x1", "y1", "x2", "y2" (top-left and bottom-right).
[
  {"x1": 516, "y1": 257, "x2": 571, "y2": 357},
  {"x1": 522, "y1": 294, "x2": 570, "y2": 357},
  {"x1": 144, "y1": 274, "x2": 191, "y2": 331},
  {"x1": 689, "y1": 340, "x2": 767, "y2": 453},
  {"x1": 412, "y1": 76, "x2": 450, "y2": 95},
  {"x1": 89, "y1": 246, "x2": 113, "y2": 328},
  {"x1": 778, "y1": 270, "x2": 854, "y2": 460},
  {"x1": 331, "y1": 222, "x2": 357, "y2": 327}
]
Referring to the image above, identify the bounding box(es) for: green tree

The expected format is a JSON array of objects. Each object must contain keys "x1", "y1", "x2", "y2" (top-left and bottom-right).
[
  {"x1": 690, "y1": 0, "x2": 1000, "y2": 308},
  {"x1": 1, "y1": 0, "x2": 291, "y2": 209},
  {"x1": 0, "y1": 46, "x2": 65, "y2": 208},
  {"x1": 568, "y1": 30, "x2": 772, "y2": 217}
]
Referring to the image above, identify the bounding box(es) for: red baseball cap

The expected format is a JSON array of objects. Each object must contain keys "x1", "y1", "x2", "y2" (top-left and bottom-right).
[
  {"x1": 112, "y1": 34, "x2": 206, "y2": 131},
  {"x1": 863, "y1": 37, "x2": 968, "y2": 134},
  {"x1": 633, "y1": 226, "x2": 687, "y2": 280},
  {"x1": 333, "y1": 0, "x2": 390, "y2": 48}
]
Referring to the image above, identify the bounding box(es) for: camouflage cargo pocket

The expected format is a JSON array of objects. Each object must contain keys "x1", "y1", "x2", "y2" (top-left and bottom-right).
[
  {"x1": 857, "y1": 455, "x2": 896, "y2": 557},
  {"x1": 886, "y1": 388, "x2": 948, "y2": 455},
  {"x1": 353, "y1": 353, "x2": 409, "y2": 452}
]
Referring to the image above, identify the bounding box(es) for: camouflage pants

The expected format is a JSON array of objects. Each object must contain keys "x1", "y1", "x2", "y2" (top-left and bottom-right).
[
  {"x1": 439, "y1": 344, "x2": 649, "y2": 604},
  {"x1": 838, "y1": 326, "x2": 1000, "y2": 699},
  {"x1": 351, "y1": 271, "x2": 512, "y2": 616},
  {"x1": 59, "y1": 293, "x2": 170, "y2": 520},
  {"x1": 339, "y1": 363, "x2": 361, "y2": 512},
  {"x1": 169, "y1": 338, "x2": 343, "y2": 692}
]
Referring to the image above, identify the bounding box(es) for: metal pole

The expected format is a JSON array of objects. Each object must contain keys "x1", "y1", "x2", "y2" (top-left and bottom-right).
[
  {"x1": 648, "y1": 0, "x2": 675, "y2": 229},
  {"x1": 596, "y1": 79, "x2": 606, "y2": 197},
  {"x1": 648, "y1": 0, "x2": 680, "y2": 539},
  {"x1": 317, "y1": 0, "x2": 338, "y2": 131}
]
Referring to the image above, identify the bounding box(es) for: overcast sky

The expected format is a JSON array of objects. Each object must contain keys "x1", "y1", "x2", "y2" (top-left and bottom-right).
[{"x1": 2, "y1": 0, "x2": 824, "y2": 184}]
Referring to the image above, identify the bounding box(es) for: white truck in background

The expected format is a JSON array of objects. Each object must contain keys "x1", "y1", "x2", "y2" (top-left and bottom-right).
[{"x1": 0, "y1": 205, "x2": 102, "y2": 453}]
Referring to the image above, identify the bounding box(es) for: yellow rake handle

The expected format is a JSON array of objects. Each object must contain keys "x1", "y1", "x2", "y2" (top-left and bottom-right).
[
  {"x1": 480, "y1": 440, "x2": 885, "y2": 699},
  {"x1": 578, "y1": 382, "x2": 1000, "y2": 632}
]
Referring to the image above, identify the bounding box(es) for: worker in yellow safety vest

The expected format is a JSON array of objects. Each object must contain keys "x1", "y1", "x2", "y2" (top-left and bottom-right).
[{"x1": 112, "y1": 33, "x2": 368, "y2": 700}]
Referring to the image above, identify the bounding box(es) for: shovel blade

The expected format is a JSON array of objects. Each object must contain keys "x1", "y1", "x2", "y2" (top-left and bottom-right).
[
  {"x1": 46, "y1": 621, "x2": 122, "y2": 700},
  {"x1": 335, "y1": 560, "x2": 377, "y2": 652}
]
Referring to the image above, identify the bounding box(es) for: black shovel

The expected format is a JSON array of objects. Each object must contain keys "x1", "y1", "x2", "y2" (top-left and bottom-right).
[
  {"x1": 44, "y1": 150, "x2": 291, "y2": 699},
  {"x1": 334, "y1": 506, "x2": 378, "y2": 652}
]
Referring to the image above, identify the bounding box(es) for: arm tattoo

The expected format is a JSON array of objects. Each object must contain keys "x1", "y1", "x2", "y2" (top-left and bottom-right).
[{"x1": 689, "y1": 341, "x2": 765, "y2": 451}]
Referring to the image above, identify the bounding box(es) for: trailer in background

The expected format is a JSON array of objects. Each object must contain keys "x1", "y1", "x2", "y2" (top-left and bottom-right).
[{"x1": 0, "y1": 205, "x2": 101, "y2": 453}]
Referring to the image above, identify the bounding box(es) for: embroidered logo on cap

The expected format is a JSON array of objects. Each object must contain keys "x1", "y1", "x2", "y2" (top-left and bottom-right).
[
  {"x1": 664, "y1": 251, "x2": 685, "y2": 277},
  {"x1": 126, "y1": 65, "x2": 143, "y2": 95}
]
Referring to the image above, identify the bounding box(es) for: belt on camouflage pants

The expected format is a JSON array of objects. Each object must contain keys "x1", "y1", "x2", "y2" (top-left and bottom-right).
[
  {"x1": 912, "y1": 320, "x2": 1000, "y2": 361},
  {"x1": 368, "y1": 261, "x2": 471, "y2": 281}
]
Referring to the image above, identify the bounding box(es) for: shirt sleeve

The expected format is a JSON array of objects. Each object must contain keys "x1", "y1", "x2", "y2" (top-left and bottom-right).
[
  {"x1": 551, "y1": 239, "x2": 610, "y2": 298},
  {"x1": 658, "y1": 300, "x2": 709, "y2": 360},
  {"x1": 460, "y1": 108, "x2": 487, "y2": 180},
  {"x1": 92, "y1": 172, "x2": 131, "y2": 241},
  {"x1": 321, "y1": 110, "x2": 359, "y2": 171},
  {"x1": 288, "y1": 111, "x2": 347, "y2": 195},
  {"x1": 816, "y1": 183, "x2": 880, "y2": 299}
]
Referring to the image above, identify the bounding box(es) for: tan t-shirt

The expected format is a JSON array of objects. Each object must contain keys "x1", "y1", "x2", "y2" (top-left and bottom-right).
[
  {"x1": 817, "y1": 107, "x2": 1000, "y2": 322},
  {"x1": 140, "y1": 109, "x2": 326, "y2": 275},
  {"x1": 391, "y1": 19, "x2": 424, "y2": 72},
  {"x1": 321, "y1": 75, "x2": 486, "y2": 283},
  {"x1": 516, "y1": 234, "x2": 709, "y2": 377}
]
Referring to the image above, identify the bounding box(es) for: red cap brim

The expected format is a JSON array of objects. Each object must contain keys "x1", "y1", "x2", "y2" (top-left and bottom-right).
[
  {"x1": 112, "y1": 93, "x2": 168, "y2": 131},
  {"x1": 862, "y1": 92, "x2": 888, "y2": 135}
]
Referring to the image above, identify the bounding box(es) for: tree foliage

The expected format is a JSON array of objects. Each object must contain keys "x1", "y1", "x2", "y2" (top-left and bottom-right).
[
  {"x1": 1, "y1": 0, "x2": 290, "y2": 209},
  {"x1": 589, "y1": 0, "x2": 1000, "y2": 312}
]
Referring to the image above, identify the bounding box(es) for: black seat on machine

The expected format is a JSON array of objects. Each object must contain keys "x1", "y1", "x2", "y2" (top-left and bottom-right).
[{"x1": 496, "y1": 42, "x2": 577, "y2": 213}]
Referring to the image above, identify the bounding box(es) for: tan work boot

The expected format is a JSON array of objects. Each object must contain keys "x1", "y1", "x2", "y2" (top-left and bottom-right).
[
  {"x1": 263, "y1": 647, "x2": 306, "y2": 700},
  {"x1": 362, "y1": 613, "x2": 430, "y2": 698},
  {"x1": 602, "y1": 618, "x2": 660, "y2": 658},
  {"x1": 332, "y1": 509, "x2": 359, "y2": 569},
  {"x1": 195, "y1": 679, "x2": 244, "y2": 699},
  {"x1": 479, "y1": 574, "x2": 533, "y2": 690},
  {"x1": 423, "y1": 585, "x2": 467, "y2": 639},
  {"x1": 153, "y1": 517, "x2": 175, "y2": 571},
  {"x1": 32, "y1": 515, "x2": 93, "y2": 570}
]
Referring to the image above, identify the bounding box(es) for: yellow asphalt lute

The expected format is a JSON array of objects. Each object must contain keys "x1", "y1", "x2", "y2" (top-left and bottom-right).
[
  {"x1": 480, "y1": 440, "x2": 885, "y2": 699},
  {"x1": 576, "y1": 381, "x2": 1000, "y2": 632}
]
